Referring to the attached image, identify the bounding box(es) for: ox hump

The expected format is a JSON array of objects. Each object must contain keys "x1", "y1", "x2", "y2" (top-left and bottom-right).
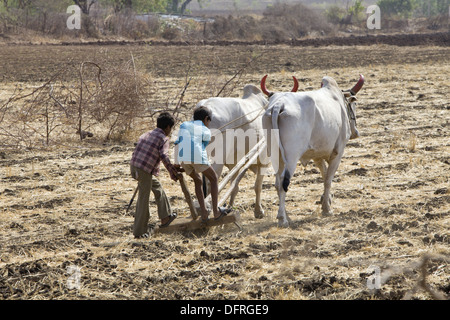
[
  {"x1": 242, "y1": 84, "x2": 262, "y2": 99},
  {"x1": 321, "y1": 76, "x2": 339, "y2": 89}
]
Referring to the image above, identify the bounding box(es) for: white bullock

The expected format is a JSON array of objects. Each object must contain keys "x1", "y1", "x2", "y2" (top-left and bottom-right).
[
  {"x1": 196, "y1": 84, "x2": 275, "y2": 218},
  {"x1": 261, "y1": 75, "x2": 364, "y2": 227}
]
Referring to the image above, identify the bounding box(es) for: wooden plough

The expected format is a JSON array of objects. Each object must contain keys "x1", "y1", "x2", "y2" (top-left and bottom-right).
[{"x1": 154, "y1": 138, "x2": 267, "y2": 234}]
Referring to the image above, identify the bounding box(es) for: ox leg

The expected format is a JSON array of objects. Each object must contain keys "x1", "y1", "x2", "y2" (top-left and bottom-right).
[
  {"x1": 314, "y1": 159, "x2": 328, "y2": 206},
  {"x1": 274, "y1": 172, "x2": 285, "y2": 224},
  {"x1": 313, "y1": 159, "x2": 327, "y2": 180},
  {"x1": 277, "y1": 190, "x2": 288, "y2": 227},
  {"x1": 276, "y1": 160, "x2": 297, "y2": 228},
  {"x1": 253, "y1": 166, "x2": 264, "y2": 219},
  {"x1": 321, "y1": 153, "x2": 342, "y2": 216},
  {"x1": 276, "y1": 174, "x2": 289, "y2": 227}
]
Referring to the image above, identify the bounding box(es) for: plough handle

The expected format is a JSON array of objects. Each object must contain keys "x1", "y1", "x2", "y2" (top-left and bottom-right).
[
  {"x1": 179, "y1": 174, "x2": 198, "y2": 220},
  {"x1": 125, "y1": 186, "x2": 138, "y2": 214}
]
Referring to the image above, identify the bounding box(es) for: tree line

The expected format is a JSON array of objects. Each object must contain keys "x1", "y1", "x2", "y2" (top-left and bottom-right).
[
  {"x1": 0, "y1": 0, "x2": 209, "y2": 38},
  {"x1": 0, "y1": 0, "x2": 201, "y2": 15},
  {"x1": 0, "y1": 0, "x2": 448, "y2": 40}
]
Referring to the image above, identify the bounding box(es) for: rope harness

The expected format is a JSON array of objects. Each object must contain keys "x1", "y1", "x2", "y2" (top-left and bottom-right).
[
  {"x1": 342, "y1": 91, "x2": 357, "y2": 125},
  {"x1": 209, "y1": 90, "x2": 357, "y2": 139},
  {"x1": 210, "y1": 102, "x2": 269, "y2": 138}
]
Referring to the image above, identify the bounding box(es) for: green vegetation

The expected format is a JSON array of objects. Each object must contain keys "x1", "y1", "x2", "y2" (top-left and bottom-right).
[
  {"x1": 377, "y1": 0, "x2": 417, "y2": 18},
  {"x1": 376, "y1": 0, "x2": 449, "y2": 18}
]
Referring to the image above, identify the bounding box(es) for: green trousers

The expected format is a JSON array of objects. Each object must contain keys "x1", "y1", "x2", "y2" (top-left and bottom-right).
[{"x1": 131, "y1": 165, "x2": 172, "y2": 237}]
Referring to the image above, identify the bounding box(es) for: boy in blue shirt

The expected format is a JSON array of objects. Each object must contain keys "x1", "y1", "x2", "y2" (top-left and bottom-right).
[{"x1": 175, "y1": 106, "x2": 227, "y2": 222}]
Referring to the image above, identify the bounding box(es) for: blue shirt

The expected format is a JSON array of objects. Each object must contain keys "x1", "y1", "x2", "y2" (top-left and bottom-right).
[{"x1": 175, "y1": 120, "x2": 211, "y2": 165}]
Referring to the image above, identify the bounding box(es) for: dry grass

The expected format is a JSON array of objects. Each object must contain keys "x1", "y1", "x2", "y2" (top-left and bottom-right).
[{"x1": 0, "y1": 43, "x2": 449, "y2": 300}]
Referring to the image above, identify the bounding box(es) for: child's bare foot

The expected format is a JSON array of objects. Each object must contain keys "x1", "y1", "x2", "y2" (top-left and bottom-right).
[{"x1": 160, "y1": 213, "x2": 177, "y2": 228}]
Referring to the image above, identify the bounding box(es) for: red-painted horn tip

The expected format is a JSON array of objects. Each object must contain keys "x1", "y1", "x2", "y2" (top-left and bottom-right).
[
  {"x1": 351, "y1": 74, "x2": 365, "y2": 94},
  {"x1": 292, "y1": 76, "x2": 299, "y2": 92},
  {"x1": 260, "y1": 75, "x2": 270, "y2": 96}
]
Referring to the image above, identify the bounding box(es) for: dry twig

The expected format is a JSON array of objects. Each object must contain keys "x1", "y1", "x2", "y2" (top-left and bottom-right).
[{"x1": 216, "y1": 53, "x2": 262, "y2": 97}]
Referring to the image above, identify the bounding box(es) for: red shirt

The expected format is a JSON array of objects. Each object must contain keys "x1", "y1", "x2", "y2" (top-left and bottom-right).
[{"x1": 130, "y1": 128, "x2": 178, "y2": 181}]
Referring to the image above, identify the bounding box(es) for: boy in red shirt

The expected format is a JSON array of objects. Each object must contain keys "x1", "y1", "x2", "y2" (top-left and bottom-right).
[{"x1": 130, "y1": 112, "x2": 182, "y2": 238}]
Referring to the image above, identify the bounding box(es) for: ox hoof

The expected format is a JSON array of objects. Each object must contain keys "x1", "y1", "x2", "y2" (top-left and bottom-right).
[
  {"x1": 321, "y1": 211, "x2": 333, "y2": 217},
  {"x1": 320, "y1": 195, "x2": 332, "y2": 206},
  {"x1": 277, "y1": 219, "x2": 290, "y2": 228},
  {"x1": 254, "y1": 209, "x2": 264, "y2": 219}
]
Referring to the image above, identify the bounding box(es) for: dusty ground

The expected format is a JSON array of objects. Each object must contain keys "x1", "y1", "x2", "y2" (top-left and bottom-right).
[{"x1": 0, "y1": 38, "x2": 449, "y2": 300}]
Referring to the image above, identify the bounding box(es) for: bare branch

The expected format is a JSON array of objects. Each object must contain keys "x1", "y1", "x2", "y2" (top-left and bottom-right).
[
  {"x1": 49, "y1": 84, "x2": 69, "y2": 118},
  {"x1": 216, "y1": 53, "x2": 262, "y2": 97}
]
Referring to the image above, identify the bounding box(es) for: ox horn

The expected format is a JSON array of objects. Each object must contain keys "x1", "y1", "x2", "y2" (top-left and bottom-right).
[
  {"x1": 350, "y1": 74, "x2": 365, "y2": 95},
  {"x1": 260, "y1": 75, "x2": 299, "y2": 96},
  {"x1": 292, "y1": 76, "x2": 299, "y2": 93},
  {"x1": 260, "y1": 75, "x2": 271, "y2": 96}
]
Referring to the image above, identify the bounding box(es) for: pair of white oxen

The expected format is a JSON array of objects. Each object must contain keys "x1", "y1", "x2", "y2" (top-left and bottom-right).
[{"x1": 196, "y1": 74, "x2": 364, "y2": 227}]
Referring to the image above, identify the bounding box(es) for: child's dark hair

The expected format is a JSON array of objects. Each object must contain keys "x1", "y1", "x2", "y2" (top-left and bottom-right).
[
  {"x1": 157, "y1": 112, "x2": 175, "y2": 129},
  {"x1": 193, "y1": 106, "x2": 212, "y2": 122}
]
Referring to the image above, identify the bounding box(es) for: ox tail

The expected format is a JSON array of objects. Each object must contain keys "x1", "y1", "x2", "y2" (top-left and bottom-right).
[{"x1": 271, "y1": 106, "x2": 290, "y2": 192}]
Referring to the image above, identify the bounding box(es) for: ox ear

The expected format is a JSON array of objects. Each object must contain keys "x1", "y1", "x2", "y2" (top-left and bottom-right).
[{"x1": 343, "y1": 91, "x2": 357, "y2": 101}]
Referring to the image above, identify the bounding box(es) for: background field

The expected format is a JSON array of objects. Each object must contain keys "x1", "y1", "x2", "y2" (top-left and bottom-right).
[{"x1": 0, "y1": 40, "x2": 449, "y2": 300}]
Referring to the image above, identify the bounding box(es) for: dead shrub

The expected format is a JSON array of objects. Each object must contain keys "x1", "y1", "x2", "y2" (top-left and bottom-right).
[
  {"x1": 204, "y1": 3, "x2": 332, "y2": 41},
  {"x1": 162, "y1": 24, "x2": 181, "y2": 40},
  {"x1": 73, "y1": 55, "x2": 154, "y2": 142},
  {"x1": 0, "y1": 55, "x2": 153, "y2": 149},
  {"x1": 261, "y1": 3, "x2": 332, "y2": 39},
  {"x1": 206, "y1": 15, "x2": 259, "y2": 40},
  {"x1": 103, "y1": 12, "x2": 160, "y2": 39},
  {"x1": 87, "y1": 60, "x2": 152, "y2": 140},
  {"x1": 325, "y1": 5, "x2": 348, "y2": 25},
  {"x1": 0, "y1": 68, "x2": 75, "y2": 149}
]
